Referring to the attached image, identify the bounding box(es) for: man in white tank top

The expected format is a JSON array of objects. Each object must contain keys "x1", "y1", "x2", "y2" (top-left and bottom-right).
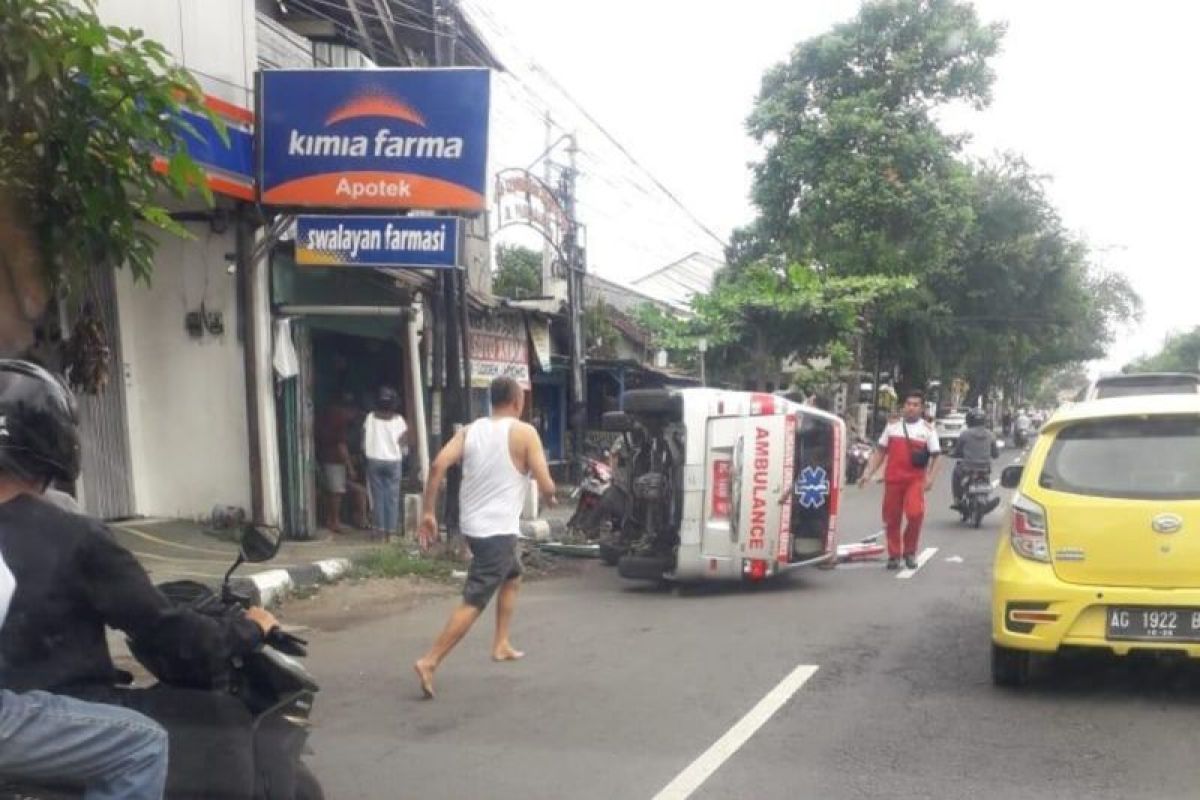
[{"x1": 413, "y1": 377, "x2": 557, "y2": 699}]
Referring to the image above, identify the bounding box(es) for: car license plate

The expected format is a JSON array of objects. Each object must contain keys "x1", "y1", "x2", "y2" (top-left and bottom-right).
[{"x1": 1107, "y1": 607, "x2": 1200, "y2": 642}]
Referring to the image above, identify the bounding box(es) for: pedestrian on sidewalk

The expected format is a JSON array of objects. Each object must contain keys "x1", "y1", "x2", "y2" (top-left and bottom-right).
[
  {"x1": 858, "y1": 389, "x2": 942, "y2": 570},
  {"x1": 413, "y1": 377, "x2": 557, "y2": 699},
  {"x1": 363, "y1": 386, "x2": 408, "y2": 540},
  {"x1": 316, "y1": 391, "x2": 368, "y2": 533}
]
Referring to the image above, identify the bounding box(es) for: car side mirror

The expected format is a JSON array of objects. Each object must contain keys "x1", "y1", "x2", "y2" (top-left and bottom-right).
[
  {"x1": 239, "y1": 525, "x2": 282, "y2": 563},
  {"x1": 1000, "y1": 465, "x2": 1024, "y2": 489},
  {"x1": 602, "y1": 411, "x2": 635, "y2": 433}
]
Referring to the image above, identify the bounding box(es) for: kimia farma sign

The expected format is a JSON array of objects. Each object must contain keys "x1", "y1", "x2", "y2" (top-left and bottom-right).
[{"x1": 257, "y1": 68, "x2": 489, "y2": 212}]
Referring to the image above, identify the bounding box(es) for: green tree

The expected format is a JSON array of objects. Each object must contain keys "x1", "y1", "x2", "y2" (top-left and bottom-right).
[
  {"x1": 1125, "y1": 328, "x2": 1200, "y2": 374},
  {"x1": 0, "y1": 0, "x2": 216, "y2": 358},
  {"x1": 492, "y1": 244, "x2": 541, "y2": 299},
  {"x1": 636, "y1": 262, "x2": 916, "y2": 389},
  {"x1": 939, "y1": 156, "x2": 1140, "y2": 401},
  {"x1": 745, "y1": 0, "x2": 1003, "y2": 277},
  {"x1": 741, "y1": 0, "x2": 1006, "y2": 386},
  {"x1": 583, "y1": 300, "x2": 621, "y2": 359}
]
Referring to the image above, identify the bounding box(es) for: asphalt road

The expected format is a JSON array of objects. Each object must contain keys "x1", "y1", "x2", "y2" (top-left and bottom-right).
[{"x1": 298, "y1": 451, "x2": 1200, "y2": 800}]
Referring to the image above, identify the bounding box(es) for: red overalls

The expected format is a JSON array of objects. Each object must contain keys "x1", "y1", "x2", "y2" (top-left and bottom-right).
[{"x1": 879, "y1": 420, "x2": 939, "y2": 559}]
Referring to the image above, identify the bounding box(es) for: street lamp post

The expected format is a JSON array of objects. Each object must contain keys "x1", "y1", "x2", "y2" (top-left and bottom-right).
[{"x1": 697, "y1": 337, "x2": 708, "y2": 387}]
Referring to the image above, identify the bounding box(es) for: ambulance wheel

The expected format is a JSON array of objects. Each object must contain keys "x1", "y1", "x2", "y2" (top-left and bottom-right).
[
  {"x1": 622, "y1": 389, "x2": 679, "y2": 416},
  {"x1": 991, "y1": 643, "x2": 1031, "y2": 688},
  {"x1": 618, "y1": 553, "x2": 672, "y2": 581},
  {"x1": 599, "y1": 543, "x2": 622, "y2": 566}
]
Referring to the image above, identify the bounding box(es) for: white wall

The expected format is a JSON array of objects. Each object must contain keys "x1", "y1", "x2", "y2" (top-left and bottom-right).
[
  {"x1": 115, "y1": 225, "x2": 252, "y2": 519},
  {"x1": 94, "y1": 0, "x2": 256, "y2": 108}
]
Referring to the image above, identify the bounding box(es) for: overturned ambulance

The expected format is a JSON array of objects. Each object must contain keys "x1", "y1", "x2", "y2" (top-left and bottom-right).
[{"x1": 601, "y1": 388, "x2": 845, "y2": 584}]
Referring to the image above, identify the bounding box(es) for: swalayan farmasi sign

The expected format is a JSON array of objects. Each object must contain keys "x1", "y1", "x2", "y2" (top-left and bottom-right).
[{"x1": 295, "y1": 216, "x2": 458, "y2": 268}]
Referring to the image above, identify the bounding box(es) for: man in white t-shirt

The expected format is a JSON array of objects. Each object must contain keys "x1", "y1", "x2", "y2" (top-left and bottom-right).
[{"x1": 363, "y1": 386, "x2": 409, "y2": 539}]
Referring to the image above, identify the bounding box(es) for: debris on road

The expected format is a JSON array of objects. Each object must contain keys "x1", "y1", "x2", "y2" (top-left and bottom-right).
[
  {"x1": 837, "y1": 540, "x2": 886, "y2": 562},
  {"x1": 537, "y1": 541, "x2": 601, "y2": 559}
]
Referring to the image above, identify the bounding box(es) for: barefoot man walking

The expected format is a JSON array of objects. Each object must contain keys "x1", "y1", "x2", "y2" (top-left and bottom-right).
[{"x1": 414, "y1": 377, "x2": 557, "y2": 698}]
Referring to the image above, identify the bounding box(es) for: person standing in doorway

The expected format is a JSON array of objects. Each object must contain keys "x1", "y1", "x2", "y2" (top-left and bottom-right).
[
  {"x1": 315, "y1": 391, "x2": 368, "y2": 533},
  {"x1": 364, "y1": 386, "x2": 408, "y2": 540},
  {"x1": 413, "y1": 377, "x2": 556, "y2": 699},
  {"x1": 858, "y1": 389, "x2": 942, "y2": 570}
]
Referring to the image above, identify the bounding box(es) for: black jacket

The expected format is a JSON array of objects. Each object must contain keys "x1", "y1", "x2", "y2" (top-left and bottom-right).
[{"x1": 0, "y1": 494, "x2": 262, "y2": 693}]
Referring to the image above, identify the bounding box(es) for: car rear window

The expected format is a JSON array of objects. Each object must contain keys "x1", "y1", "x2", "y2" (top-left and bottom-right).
[
  {"x1": 1094, "y1": 376, "x2": 1200, "y2": 399},
  {"x1": 1040, "y1": 416, "x2": 1200, "y2": 500}
]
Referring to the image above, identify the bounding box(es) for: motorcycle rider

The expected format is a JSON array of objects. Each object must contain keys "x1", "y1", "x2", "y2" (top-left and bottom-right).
[
  {"x1": 950, "y1": 409, "x2": 1002, "y2": 515},
  {"x1": 0, "y1": 360, "x2": 278, "y2": 799},
  {"x1": 0, "y1": 544, "x2": 169, "y2": 799}
]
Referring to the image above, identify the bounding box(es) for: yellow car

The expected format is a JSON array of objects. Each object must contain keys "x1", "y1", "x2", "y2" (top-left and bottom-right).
[{"x1": 991, "y1": 395, "x2": 1200, "y2": 686}]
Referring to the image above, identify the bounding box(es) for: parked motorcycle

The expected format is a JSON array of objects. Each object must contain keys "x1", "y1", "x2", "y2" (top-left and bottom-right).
[
  {"x1": 846, "y1": 439, "x2": 873, "y2": 484},
  {"x1": 0, "y1": 527, "x2": 324, "y2": 800},
  {"x1": 566, "y1": 451, "x2": 614, "y2": 537}
]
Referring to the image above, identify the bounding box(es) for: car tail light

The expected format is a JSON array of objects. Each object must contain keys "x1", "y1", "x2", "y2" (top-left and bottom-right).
[{"x1": 1010, "y1": 493, "x2": 1049, "y2": 562}]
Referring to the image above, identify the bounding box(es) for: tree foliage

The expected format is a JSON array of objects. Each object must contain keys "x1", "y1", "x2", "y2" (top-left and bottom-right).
[
  {"x1": 0, "y1": 0, "x2": 215, "y2": 289},
  {"x1": 492, "y1": 244, "x2": 541, "y2": 299},
  {"x1": 0, "y1": 0, "x2": 216, "y2": 359},
  {"x1": 675, "y1": 0, "x2": 1142, "y2": 400},
  {"x1": 744, "y1": 0, "x2": 1003, "y2": 278},
  {"x1": 1125, "y1": 328, "x2": 1200, "y2": 374},
  {"x1": 635, "y1": 263, "x2": 916, "y2": 388},
  {"x1": 938, "y1": 155, "x2": 1141, "y2": 400}
]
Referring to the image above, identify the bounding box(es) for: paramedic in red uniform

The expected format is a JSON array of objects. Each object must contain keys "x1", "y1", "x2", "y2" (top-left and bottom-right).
[{"x1": 858, "y1": 390, "x2": 942, "y2": 570}]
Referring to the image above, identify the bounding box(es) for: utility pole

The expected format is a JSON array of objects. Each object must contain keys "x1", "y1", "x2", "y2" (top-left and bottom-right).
[
  {"x1": 433, "y1": 0, "x2": 466, "y2": 532},
  {"x1": 541, "y1": 112, "x2": 557, "y2": 298},
  {"x1": 560, "y1": 134, "x2": 587, "y2": 470}
]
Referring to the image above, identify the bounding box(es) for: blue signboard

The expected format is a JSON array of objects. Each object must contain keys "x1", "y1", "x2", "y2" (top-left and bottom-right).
[
  {"x1": 176, "y1": 105, "x2": 255, "y2": 199},
  {"x1": 156, "y1": 95, "x2": 255, "y2": 200},
  {"x1": 295, "y1": 216, "x2": 459, "y2": 268},
  {"x1": 258, "y1": 68, "x2": 490, "y2": 212}
]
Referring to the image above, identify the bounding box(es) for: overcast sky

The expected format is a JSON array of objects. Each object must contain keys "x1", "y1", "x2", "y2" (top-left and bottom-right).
[{"x1": 474, "y1": 0, "x2": 1198, "y2": 372}]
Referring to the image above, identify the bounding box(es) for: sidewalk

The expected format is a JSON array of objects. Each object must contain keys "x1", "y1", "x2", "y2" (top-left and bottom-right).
[
  {"x1": 111, "y1": 518, "x2": 386, "y2": 605},
  {"x1": 115, "y1": 501, "x2": 575, "y2": 605}
]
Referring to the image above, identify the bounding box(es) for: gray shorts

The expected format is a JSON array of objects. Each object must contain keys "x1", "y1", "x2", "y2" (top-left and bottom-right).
[
  {"x1": 319, "y1": 463, "x2": 347, "y2": 493},
  {"x1": 463, "y1": 535, "x2": 523, "y2": 609}
]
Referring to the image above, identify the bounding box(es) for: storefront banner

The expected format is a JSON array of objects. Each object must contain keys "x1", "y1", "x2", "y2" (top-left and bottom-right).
[
  {"x1": 154, "y1": 94, "x2": 255, "y2": 201},
  {"x1": 470, "y1": 314, "x2": 531, "y2": 389},
  {"x1": 258, "y1": 68, "x2": 490, "y2": 211},
  {"x1": 295, "y1": 216, "x2": 458, "y2": 268},
  {"x1": 528, "y1": 318, "x2": 552, "y2": 372}
]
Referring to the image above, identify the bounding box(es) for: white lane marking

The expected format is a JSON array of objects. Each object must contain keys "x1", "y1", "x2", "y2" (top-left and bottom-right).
[
  {"x1": 651, "y1": 664, "x2": 819, "y2": 800},
  {"x1": 896, "y1": 547, "x2": 938, "y2": 579},
  {"x1": 945, "y1": 555, "x2": 964, "y2": 563}
]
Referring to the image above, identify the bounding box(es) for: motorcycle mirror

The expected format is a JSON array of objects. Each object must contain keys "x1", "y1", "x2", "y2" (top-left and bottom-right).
[
  {"x1": 239, "y1": 525, "x2": 282, "y2": 563},
  {"x1": 602, "y1": 411, "x2": 635, "y2": 433}
]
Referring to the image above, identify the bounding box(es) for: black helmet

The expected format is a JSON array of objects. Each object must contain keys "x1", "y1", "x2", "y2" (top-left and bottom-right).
[
  {"x1": 966, "y1": 408, "x2": 986, "y2": 428},
  {"x1": 0, "y1": 360, "x2": 81, "y2": 484}
]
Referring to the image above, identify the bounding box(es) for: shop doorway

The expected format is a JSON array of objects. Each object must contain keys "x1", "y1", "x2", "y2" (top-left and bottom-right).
[{"x1": 277, "y1": 318, "x2": 413, "y2": 539}]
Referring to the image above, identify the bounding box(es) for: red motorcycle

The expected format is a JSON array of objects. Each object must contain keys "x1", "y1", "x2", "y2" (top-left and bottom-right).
[{"x1": 566, "y1": 454, "x2": 614, "y2": 537}]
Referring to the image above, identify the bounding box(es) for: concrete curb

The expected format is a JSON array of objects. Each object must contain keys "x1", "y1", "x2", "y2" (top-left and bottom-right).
[{"x1": 246, "y1": 557, "x2": 353, "y2": 607}]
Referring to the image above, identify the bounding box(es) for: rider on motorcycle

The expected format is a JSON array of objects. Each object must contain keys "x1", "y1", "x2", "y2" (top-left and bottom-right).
[
  {"x1": 950, "y1": 409, "x2": 1001, "y2": 514},
  {"x1": 0, "y1": 360, "x2": 278, "y2": 800}
]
